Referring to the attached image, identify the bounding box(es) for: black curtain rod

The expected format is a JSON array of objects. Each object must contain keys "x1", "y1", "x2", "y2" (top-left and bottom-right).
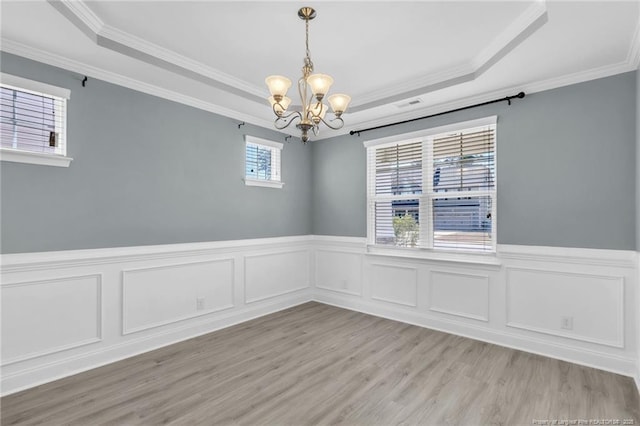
[{"x1": 350, "y1": 91, "x2": 526, "y2": 136}]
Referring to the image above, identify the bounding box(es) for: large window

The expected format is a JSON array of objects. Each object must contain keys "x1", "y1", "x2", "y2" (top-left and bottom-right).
[
  {"x1": 0, "y1": 73, "x2": 71, "y2": 167},
  {"x1": 366, "y1": 117, "x2": 496, "y2": 253},
  {"x1": 244, "y1": 135, "x2": 283, "y2": 188}
]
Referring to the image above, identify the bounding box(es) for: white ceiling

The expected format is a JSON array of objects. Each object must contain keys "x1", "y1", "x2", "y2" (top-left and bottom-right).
[{"x1": 2, "y1": 1, "x2": 639, "y2": 140}]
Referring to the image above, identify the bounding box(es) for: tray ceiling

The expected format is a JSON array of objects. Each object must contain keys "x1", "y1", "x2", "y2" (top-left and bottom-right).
[{"x1": 1, "y1": 1, "x2": 639, "y2": 140}]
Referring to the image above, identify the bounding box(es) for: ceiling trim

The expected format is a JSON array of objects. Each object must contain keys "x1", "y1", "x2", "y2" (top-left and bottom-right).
[
  {"x1": 47, "y1": 0, "x2": 268, "y2": 103},
  {"x1": 343, "y1": 59, "x2": 638, "y2": 139},
  {"x1": 49, "y1": 0, "x2": 550, "y2": 114},
  {"x1": 0, "y1": 38, "x2": 278, "y2": 134},
  {"x1": 627, "y1": 13, "x2": 640, "y2": 69},
  {"x1": 348, "y1": 1, "x2": 548, "y2": 112},
  {"x1": 2, "y1": 34, "x2": 636, "y2": 142}
]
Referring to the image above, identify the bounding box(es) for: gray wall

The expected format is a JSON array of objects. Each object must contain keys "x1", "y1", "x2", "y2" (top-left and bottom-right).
[
  {"x1": 1, "y1": 53, "x2": 312, "y2": 253},
  {"x1": 1, "y1": 52, "x2": 637, "y2": 253},
  {"x1": 312, "y1": 72, "x2": 637, "y2": 250}
]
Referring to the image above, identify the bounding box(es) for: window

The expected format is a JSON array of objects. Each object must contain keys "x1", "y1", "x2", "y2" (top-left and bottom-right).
[
  {"x1": 0, "y1": 73, "x2": 72, "y2": 167},
  {"x1": 366, "y1": 116, "x2": 496, "y2": 253},
  {"x1": 244, "y1": 135, "x2": 283, "y2": 188}
]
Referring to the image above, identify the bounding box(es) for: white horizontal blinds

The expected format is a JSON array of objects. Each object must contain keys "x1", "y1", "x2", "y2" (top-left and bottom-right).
[
  {"x1": 0, "y1": 85, "x2": 66, "y2": 155},
  {"x1": 431, "y1": 124, "x2": 496, "y2": 252},
  {"x1": 374, "y1": 141, "x2": 422, "y2": 195},
  {"x1": 432, "y1": 126, "x2": 495, "y2": 192},
  {"x1": 372, "y1": 141, "x2": 422, "y2": 247},
  {"x1": 245, "y1": 143, "x2": 272, "y2": 180},
  {"x1": 245, "y1": 142, "x2": 281, "y2": 182}
]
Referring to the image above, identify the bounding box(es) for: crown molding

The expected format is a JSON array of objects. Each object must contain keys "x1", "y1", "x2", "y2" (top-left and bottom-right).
[
  {"x1": 0, "y1": 39, "x2": 277, "y2": 133},
  {"x1": 47, "y1": 0, "x2": 103, "y2": 42},
  {"x1": 349, "y1": 1, "x2": 548, "y2": 112},
  {"x1": 3, "y1": 34, "x2": 636, "y2": 144},
  {"x1": 47, "y1": 0, "x2": 267, "y2": 103},
  {"x1": 522, "y1": 59, "x2": 638, "y2": 95},
  {"x1": 343, "y1": 54, "x2": 638, "y2": 139},
  {"x1": 471, "y1": 0, "x2": 547, "y2": 72},
  {"x1": 627, "y1": 13, "x2": 640, "y2": 69}
]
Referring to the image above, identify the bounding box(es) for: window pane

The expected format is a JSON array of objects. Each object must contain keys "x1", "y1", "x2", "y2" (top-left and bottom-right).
[
  {"x1": 245, "y1": 143, "x2": 272, "y2": 180},
  {"x1": 375, "y1": 199, "x2": 420, "y2": 247},
  {"x1": 375, "y1": 142, "x2": 422, "y2": 195},
  {"x1": 433, "y1": 127, "x2": 494, "y2": 192},
  {"x1": 432, "y1": 195, "x2": 492, "y2": 251},
  {"x1": 0, "y1": 86, "x2": 61, "y2": 154}
]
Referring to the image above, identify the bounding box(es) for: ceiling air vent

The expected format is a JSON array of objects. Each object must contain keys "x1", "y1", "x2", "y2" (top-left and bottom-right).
[{"x1": 396, "y1": 99, "x2": 422, "y2": 108}]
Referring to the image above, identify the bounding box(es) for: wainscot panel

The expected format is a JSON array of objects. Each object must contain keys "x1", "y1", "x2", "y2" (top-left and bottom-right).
[
  {"x1": 0, "y1": 236, "x2": 312, "y2": 396},
  {"x1": 315, "y1": 250, "x2": 363, "y2": 296},
  {"x1": 428, "y1": 270, "x2": 490, "y2": 322},
  {"x1": 122, "y1": 259, "x2": 235, "y2": 335},
  {"x1": 1, "y1": 274, "x2": 102, "y2": 364},
  {"x1": 506, "y1": 267, "x2": 624, "y2": 348},
  {"x1": 244, "y1": 250, "x2": 310, "y2": 303}
]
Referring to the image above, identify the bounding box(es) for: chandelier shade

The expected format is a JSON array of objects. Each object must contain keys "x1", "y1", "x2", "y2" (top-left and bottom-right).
[
  {"x1": 265, "y1": 7, "x2": 351, "y2": 143},
  {"x1": 328, "y1": 94, "x2": 351, "y2": 115},
  {"x1": 265, "y1": 76, "x2": 292, "y2": 99}
]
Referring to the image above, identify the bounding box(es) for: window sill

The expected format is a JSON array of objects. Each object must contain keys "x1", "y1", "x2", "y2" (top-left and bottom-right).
[
  {"x1": 243, "y1": 178, "x2": 284, "y2": 189},
  {"x1": 1, "y1": 149, "x2": 73, "y2": 168},
  {"x1": 366, "y1": 245, "x2": 501, "y2": 266}
]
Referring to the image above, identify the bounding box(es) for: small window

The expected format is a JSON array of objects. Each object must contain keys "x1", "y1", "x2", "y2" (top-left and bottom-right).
[
  {"x1": 244, "y1": 135, "x2": 283, "y2": 188},
  {"x1": 0, "y1": 73, "x2": 72, "y2": 167},
  {"x1": 365, "y1": 116, "x2": 496, "y2": 253}
]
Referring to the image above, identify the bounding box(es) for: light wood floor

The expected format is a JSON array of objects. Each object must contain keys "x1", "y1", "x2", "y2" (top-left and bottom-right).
[{"x1": 2, "y1": 302, "x2": 639, "y2": 425}]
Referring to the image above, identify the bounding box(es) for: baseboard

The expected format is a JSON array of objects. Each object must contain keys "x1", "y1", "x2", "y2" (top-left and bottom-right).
[
  {"x1": 1, "y1": 291, "x2": 312, "y2": 396},
  {"x1": 313, "y1": 292, "x2": 637, "y2": 378}
]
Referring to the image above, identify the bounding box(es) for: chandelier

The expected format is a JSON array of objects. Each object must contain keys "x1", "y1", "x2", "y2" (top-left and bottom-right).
[{"x1": 265, "y1": 7, "x2": 351, "y2": 143}]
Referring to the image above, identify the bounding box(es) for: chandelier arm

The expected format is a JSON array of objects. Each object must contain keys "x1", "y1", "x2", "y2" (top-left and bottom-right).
[
  {"x1": 272, "y1": 104, "x2": 298, "y2": 119},
  {"x1": 318, "y1": 116, "x2": 345, "y2": 130},
  {"x1": 274, "y1": 112, "x2": 302, "y2": 130}
]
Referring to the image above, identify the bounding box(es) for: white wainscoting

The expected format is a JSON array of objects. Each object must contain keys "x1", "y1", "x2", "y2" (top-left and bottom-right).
[
  {"x1": 122, "y1": 258, "x2": 235, "y2": 335},
  {"x1": 370, "y1": 263, "x2": 418, "y2": 307},
  {"x1": 312, "y1": 237, "x2": 638, "y2": 379},
  {"x1": 429, "y1": 270, "x2": 489, "y2": 322},
  {"x1": 506, "y1": 267, "x2": 624, "y2": 348},
  {"x1": 315, "y1": 250, "x2": 362, "y2": 296},
  {"x1": 0, "y1": 236, "x2": 313, "y2": 396},
  {"x1": 244, "y1": 250, "x2": 310, "y2": 304},
  {"x1": 1, "y1": 274, "x2": 102, "y2": 365},
  {"x1": 1, "y1": 235, "x2": 638, "y2": 396}
]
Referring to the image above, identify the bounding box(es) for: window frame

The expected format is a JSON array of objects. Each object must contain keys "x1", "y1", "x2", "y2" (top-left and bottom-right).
[
  {"x1": 0, "y1": 73, "x2": 72, "y2": 167},
  {"x1": 364, "y1": 116, "x2": 497, "y2": 259},
  {"x1": 244, "y1": 135, "x2": 284, "y2": 189}
]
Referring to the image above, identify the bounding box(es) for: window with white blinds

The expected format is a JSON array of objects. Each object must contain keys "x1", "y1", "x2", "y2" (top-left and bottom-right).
[
  {"x1": 244, "y1": 135, "x2": 284, "y2": 188},
  {"x1": 366, "y1": 117, "x2": 496, "y2": 253},
  {"x1": 0, "y1": 74, "x2": 69, "y2": 158}
]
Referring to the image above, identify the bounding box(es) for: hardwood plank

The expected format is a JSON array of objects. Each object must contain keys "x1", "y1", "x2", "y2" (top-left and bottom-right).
[{"x1": 2, "y1": 302, "x2": 638, "y2": 425}]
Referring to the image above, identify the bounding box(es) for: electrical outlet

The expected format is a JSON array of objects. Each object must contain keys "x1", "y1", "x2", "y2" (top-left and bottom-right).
[
  {"x1": 340, "y1": 279, "x2": 348, "y2": 289},
  {"x1": 196, "y1": 298, "x2": 205, "y2": 311},
  {"x1": 561, "y1": 316, "x2": 573, "y2": 330}
]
